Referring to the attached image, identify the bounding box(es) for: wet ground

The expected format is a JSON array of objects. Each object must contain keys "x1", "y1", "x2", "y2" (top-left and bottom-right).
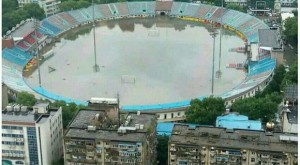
[{"x1": 25, "y1": 17, "x2": 247, "y2": 105}]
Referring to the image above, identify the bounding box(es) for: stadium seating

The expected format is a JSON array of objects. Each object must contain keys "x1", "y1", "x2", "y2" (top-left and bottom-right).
[
  {"x1": 114, "y1": 3, "x2": 130, "y2": 16},
  {"x1": 196, "y1": 4, "x2": 212, "y2": 19},
  {"x1": 16, "y1": 41, "x2": 29, "y2": 50},
  {"x1": 85, "y1": 6, "x2": 103, "y2": 20},
  {"x1": 170, "y1": 2, "x2": 200, "y2": 17},
  {"x1": 40, "y1": 20, "x2": 62, "y2": 35},
  {"x1": 2, "y1": 48, "x2": 32, "y2": 66},
  {"x1": 204, "y1": 6, "x2": 218, "y2": 19},
  {"x1": 68, "y1": 10, "x2": 90, "y2": 24},
  {"x1": 210, "y1": 7, "x2": 226, "y2": 22},
  {"x1": 127, "y1": 2, "x2": 154, "y2": 15},
  {"x1": 57, "y1": 12, "x2": 79, "y2": 28},
  {"x1": 98, "y1": 4, "x2": 114, "y2": 17}
]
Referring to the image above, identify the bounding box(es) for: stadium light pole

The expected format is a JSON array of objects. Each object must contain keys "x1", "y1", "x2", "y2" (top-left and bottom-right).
[
  {"x1": 92, "y1": 0, "x2": 100, "y2": 72},
  {"x1": 210, "y1": 23, "x2": 217, "y2": 97},
  {"x1": 34, "y1": 18, "x2": 42, "y2": 87},
  {"x1": 216, "y1": 0, "x2": 223, "y2": 79}
]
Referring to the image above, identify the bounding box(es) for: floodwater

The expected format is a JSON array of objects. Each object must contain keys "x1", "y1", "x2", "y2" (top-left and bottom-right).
[{"x1": 25, "y1": 16, "x2": 247, "y2": 105}]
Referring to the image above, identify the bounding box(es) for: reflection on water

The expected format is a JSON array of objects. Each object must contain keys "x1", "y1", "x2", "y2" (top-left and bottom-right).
[{"x1": 26, "y1": 17, "x2": 246, "y2": 105}]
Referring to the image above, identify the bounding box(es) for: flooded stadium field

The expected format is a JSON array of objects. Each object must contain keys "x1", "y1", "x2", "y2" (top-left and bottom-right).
[{"x1": 25, "y1": 16, "x2": 247, "y2": 105}]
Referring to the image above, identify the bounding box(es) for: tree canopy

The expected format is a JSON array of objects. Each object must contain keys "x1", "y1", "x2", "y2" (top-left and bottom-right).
[
  {"x1": 50, "y1": 100, "x2": 83, "y2": 128},
  {"x1": 16, "y1": 92, "x2": 37, "y2": 106},
  {"x1": 2, "y1": 1, "x2": 45, "y2": 34},
  {"x1": 59, "y1": 0, "x2": 91, "y2": 11},
  {"x1": 282, "y1": 61, "x2": 298, "y2": 87},
  {"x1": 157, "y1": 135, "x2": 169, "y2": 165},
  {"x1": 283, "y1": 17, "x2": 298, "y2": 48},
  {"x1": 186, "y1": 97, "x2": 225, "y2": 125}
]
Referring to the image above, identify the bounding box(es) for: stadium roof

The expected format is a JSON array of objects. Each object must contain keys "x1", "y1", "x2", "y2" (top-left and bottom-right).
[{"x1": 258, "y1": 29, "x2": 282, "y2": 49}]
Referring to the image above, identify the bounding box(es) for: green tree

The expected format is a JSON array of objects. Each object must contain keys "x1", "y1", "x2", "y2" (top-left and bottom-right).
[
  {"x1": 225, "y1": 4, "x2": 245, "y2": 12},
  {"x1": 282, "y1": 61, "x2": 298, "y2": 88},
  {"x1": 186, "y1": 97, "x2": 225, "y2": 125},
  {"x1": 16, "y1": 92, "x2": 37, "y2": 106},
  {"x1": 231, "y1": 96, "x2": 278, "y2": 123},
  {"x1": 283, "y1": 17, "x2": 298, "y2": 48},
  {"x1": 50, "y1": 101, "x2": 82, "y2": 128},
  {"x1": 2, "y1": 0, "x2": 18, "y2": 14},
  {"x1": 23, "y1": 3, "x2": 45, "y2": 19},
  {"x1": 157, "y1": 135, "x2": 169, "y2": 165}
]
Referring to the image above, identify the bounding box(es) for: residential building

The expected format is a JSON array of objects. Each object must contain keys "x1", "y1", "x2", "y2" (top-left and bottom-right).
[
  {"x1": 216, "y1": 113, "x2": 262, "y2": 131},
  {"x1": 38, "y1": 0, "x2": 61, "y2": 17},
  {"x1": 17, "y1": 0, "x2": 61, "y2": 17},
  {"x1": 2, "y1": 102, "x2": 64, "y2": 165},
  {"x1": 281, "y1": 84, "x2": 298, "y2": 134},
  {"x1": 169, "y1": 124, "x2": 297, "y2": 165},
  {"x1": 224, "y1": 0, "x2": 247, "y2": 7},
  {"x1": 248, "y1": 0, "x2": 271, "y2": 15},
  {"x1": 63, "y1": 100, "x2": 157, "y2": 165}
]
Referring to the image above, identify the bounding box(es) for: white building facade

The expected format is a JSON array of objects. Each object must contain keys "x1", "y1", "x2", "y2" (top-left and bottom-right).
[
  {"x1": 2, "y1": 103, "x2": 63, "y2": 165},
  {"x1": 17, "y1": 0, "x2": 61, "y2": 17}
]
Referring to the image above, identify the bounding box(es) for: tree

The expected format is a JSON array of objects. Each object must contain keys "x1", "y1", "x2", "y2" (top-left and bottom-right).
[
  {"x1": 50, "y1": 101, "x2": 82, "y2": 128},
  {"x1": 186, "y1": 97, "x2": 225, "y2": 125},
  {"x1": 157, "y1": 135, "x2": 169, "y2": 165},
  {"x1": 23, "y1": 3, "x2": 45, "y2": 19},
  {"x1": 283, "y1": 17, "x2": 298, "y2": 48},
  {"x1": 59, "y1": 0, "x2": 91, "y2": 11},
  {"x1": 16, "y1": 92, "x2": 37, "y2": 106},
  {"x1": 231, "y1": 96, "x2": 278, "y2": 123},
  {"x1": 225, "y1": 4, "x2": 245, "y2": 12},
  {"x1": 282, "y1": 61, "x2": 298, "y2": 88}
]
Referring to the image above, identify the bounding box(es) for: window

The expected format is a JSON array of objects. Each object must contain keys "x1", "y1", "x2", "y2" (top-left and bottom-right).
[
  {"x1": 251, "y1": 158, "x2": 255, "y2": 162},
  {"x1": 177, "y1": 112, "x2": 181, "y2": 116}
]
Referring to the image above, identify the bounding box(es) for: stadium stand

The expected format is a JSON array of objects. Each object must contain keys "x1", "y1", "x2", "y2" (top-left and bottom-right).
[
  {"x1": 98, "y1": 4, "x2": 114, "y2": 18},
  {"x1": 57, "y1": 12, "x2": 79, "y2": 28},
  {"x1": 127, "y1": 2, "x2": 154, "y2": 15},
  {"x1": 114, "y1": 3, "x2": 130, "y2": 16},
  {"x1": 2, "y1": 48, "x2": 32, "y2": 66},
  {"x1": 40, "y1": 20, "x2": 62, "y2": 35},
  {"x1": 16, "y1": 41, "x2": 29, "y2": 50},
  {"x1": 86, "y1": 6, "x2": 103, "y2": 20},
  {"x1": 68, "y1": 10, "x2": 90, "y2": 24},
  {"x1": 204, "y1": 6, "x2": 218, "y2": 19},
  {"x1": 210, "y1": 7, "x2": 226, "y2": 22},
  {"x1": 196, "y1": 4, "x2": 212, "y2": 19},
  {"x1": 170, "y1": 2, "x2": 200, "y2": 17}
]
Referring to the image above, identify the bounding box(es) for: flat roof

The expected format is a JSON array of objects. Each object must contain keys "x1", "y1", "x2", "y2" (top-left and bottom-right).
[
  {"x1": 2, "y1": 111, "x2": 37, "y2": 123},
  {"x1": 258, "y1": 29, "x2": 282, "y2": 49},
  {"x1": 65, "y1": 108, "x2": 156, "y2": 140},
  {"x1": 169, "y1": 125, "x2": 297, "y2": 153},
  {"x1": 287, "y1": 106, "x2": 298, "y2": 124},
  {"x1": 65, "y1": 129, "x2": 147, "y2": 142},
  {"x1": 10, "y1": 21, "x2": 35, "y2": 38}
]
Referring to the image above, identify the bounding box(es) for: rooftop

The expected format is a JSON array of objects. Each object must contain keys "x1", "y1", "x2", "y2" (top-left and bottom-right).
[
  {"x1": 216, "y1": 113, "x2": 262, "y2": 131},
  {"x1": 287, "y1": 106, "x2": 298, "y2": 124},
  {"x1": 65, "y1": 107, "x2": 156, "y2": 140},
  {"x1": 258, "y1": 29, "x2": 282, "y2": 49},
  {"x1": 284, "y1": 84, "x2": 298, "y2": 101},
  {"x1": 10, "y1": 20, "x2": 35, "y2": 38},
  {"x1": 170, "y1": 125, "x2": 297, "y2": 153}
]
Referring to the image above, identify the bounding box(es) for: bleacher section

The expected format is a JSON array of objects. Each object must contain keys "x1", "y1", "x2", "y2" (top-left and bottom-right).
[
  {"x1": 2, "y1": 48, "x2": 32, "y2": 66},
  {"x1": 2, "y1": 61, "x2": 33, "y2": 92},
  {"x1": 210, "y1": 7, "x2": 226, "y2": 22},
  {"x1": 196, "y1": 4, "x2": 212, "y2": 19},
  {"x1": 127, "y1": 2, "x2": 155, "y2": 15},
  {"x1": 40, "y1": 20, "x2": 62, "y2": 36},
  {"x1": 57, "y1": 12, "x2": 79, "y2": 28},
  {"x1": 98, "y1": 4, "x2": 114, "y2": 18},
  {"x1": 114, "y1": 3, "x2": 129, "y2": 16},
  {"x1": 170, "y1": 2, "x2": 200, "y2": 17}
]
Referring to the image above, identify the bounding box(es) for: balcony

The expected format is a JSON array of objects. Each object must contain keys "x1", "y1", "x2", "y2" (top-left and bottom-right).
[{"x1": 170, "y1": 147, "x2": 176, "y2": 151}]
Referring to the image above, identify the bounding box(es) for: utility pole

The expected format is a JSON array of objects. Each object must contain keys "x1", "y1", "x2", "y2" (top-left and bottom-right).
[
  {"x1": 216, "y1": 0, "x2": 223, "y2": 79},
  {"x1": 34, "y1": 18, "x2": 42, "y2": 87}
]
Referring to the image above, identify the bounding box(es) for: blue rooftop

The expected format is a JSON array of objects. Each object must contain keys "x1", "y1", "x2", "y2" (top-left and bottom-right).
[
  {"x1": 156, "y1": 122, "x2": 212, "y2": 136},
  {"x1": 216, "y1": 113, "x2": 262, "y2": 130}
]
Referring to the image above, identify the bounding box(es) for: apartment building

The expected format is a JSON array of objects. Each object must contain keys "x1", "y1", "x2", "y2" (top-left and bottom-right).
[
  {"x1": 2, "y1": 102, "x2": 63, "y2": 165},
  {"x1": 17, "y1": 0, "x2": 61, "y2": 17},
  {"x1": 63, "y1": 100, "x2": 157, "y2": 165},
  {"x1": 168, "y1": 125, "x2": 297, "y2": 165}
]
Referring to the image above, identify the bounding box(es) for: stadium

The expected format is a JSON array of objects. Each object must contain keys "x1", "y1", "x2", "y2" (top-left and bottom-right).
[{"x1": 2, "y1": 1, "x2": 276, "y2": 122}]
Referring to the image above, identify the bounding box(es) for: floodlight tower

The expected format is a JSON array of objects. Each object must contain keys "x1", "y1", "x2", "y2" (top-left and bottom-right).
[
  {"x1": 92, "y1": 0, "x2": 100, "y2": 72},
  {"x1": 216, "y1": 0, "x2": 223, "y2": 79},
  {"x1": 210, "y1": 22, "x2": 218, "y2": 97},
  {"x1": 34, "y1": 18, "x2": 42, "y2": 87}
]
